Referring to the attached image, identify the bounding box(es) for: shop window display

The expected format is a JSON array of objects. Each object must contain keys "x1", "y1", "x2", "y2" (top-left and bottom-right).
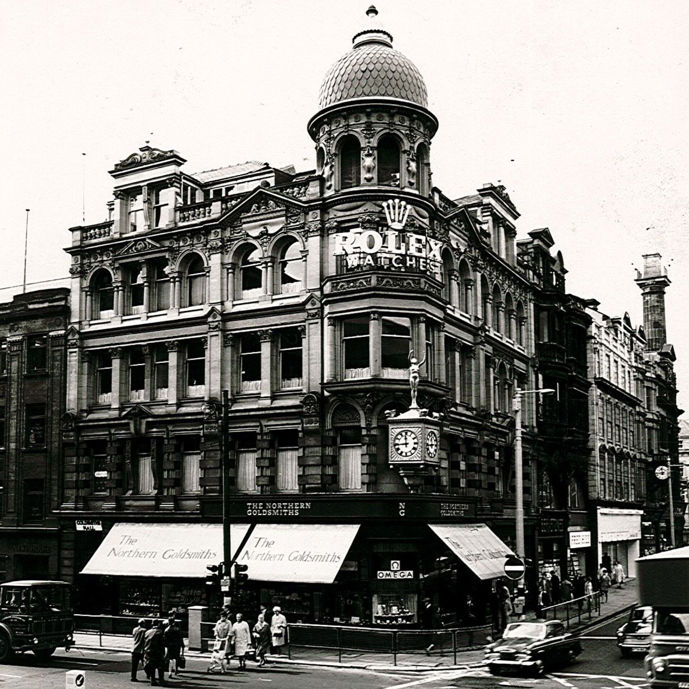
[
  {"x1": 372, "y1": 593, "x2": 416, "y2": 625},
  {"x1": 119, "y1": 579, "x2": 162, "y2": 617}
]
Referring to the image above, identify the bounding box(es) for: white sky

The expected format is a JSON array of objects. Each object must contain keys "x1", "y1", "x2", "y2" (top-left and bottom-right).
[{"x1": 1, "y1": 0, "x2": 688, "y2": 413}]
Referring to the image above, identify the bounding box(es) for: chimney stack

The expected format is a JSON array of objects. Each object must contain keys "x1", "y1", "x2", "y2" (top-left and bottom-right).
[{"x1": 634, "y1": 253, "x2": 671, "y2": 352}]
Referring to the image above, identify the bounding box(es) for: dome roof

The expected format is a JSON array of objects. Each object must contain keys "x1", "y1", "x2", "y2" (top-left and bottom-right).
[{"x1": 317, "y1": 7, "x2": 428, "y2": 111}]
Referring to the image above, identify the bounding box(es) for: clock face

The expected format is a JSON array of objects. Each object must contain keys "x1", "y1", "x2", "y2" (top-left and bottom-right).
[
  {"x1": 393, "y1": 429, "x2": 419, "y2": 457},
  {"x1": 426, "y1": 430, "x2": 439, "y2": 458}
]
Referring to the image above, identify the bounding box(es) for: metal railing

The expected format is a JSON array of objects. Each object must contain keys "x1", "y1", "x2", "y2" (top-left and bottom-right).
[
  {"x1": 75, "y1": 614, "x2": 184, "y2": 646},
  {"x1": 199, "y1": 620, "x2": 492, "y2": 666},
  {"x1": 540, "y1": 592, "x2": 602, "y2": 629}
]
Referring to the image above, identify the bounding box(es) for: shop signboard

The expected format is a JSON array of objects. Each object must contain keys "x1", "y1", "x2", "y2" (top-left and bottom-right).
[
  {"x1": 377, "y1": 569, "x2": 414, "y2": 580},
  {"x1": 568, "y1": 530, "x2": 591, "y2": 549},
  {"x1": 76, "y1": 520, "x2": 102, "y2": 532}
]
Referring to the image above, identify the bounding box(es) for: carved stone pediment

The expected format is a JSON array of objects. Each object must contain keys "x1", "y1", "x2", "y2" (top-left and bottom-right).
[
  {"x1": 116, "y1": 237, "x2": 164, "y2": 257},
  {"x1": 113, "y1": 145, "x2": 182, "y2": 172}
]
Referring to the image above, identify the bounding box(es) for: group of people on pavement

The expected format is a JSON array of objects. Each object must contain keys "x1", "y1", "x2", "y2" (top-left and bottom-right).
[
  {"x1": 130, "y1": 614, "x2": 185, "y2": 686},
  {"x1": 212, "y1": 605, "x2": 287, "y2": 670}
]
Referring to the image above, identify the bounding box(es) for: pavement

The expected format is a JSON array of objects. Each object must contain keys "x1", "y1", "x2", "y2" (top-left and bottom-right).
[{"x1": 72, "y1": 579, "x2": 639, "y2": 672}]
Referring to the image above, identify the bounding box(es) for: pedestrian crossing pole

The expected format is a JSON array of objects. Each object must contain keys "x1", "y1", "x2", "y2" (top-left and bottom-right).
[{"x1": 222, "y1": 389, "x2": 232, "y2": 607}]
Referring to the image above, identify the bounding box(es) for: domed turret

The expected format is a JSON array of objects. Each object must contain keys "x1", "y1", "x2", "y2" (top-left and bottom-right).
[
  {"x1": 318, "y1": 6, "x2": 428, "y2": 110},
  {"x1": 308, "y1": 7, "x2": 437, "y2": 198}
]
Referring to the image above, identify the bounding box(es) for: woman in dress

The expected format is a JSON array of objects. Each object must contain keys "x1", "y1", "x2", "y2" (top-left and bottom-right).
[
  {"x1": 270, "y1": 606, "x2": 287, "y2": 654},
  {"x1": 253, "y1": 613, "x2": 271, "y2": 667},
  {"x1": 163, "y1": 621, "x2": 185, "y2": 677},
  {"x1": 231, "y1": 613, "x2": 252, "y2": 670}
]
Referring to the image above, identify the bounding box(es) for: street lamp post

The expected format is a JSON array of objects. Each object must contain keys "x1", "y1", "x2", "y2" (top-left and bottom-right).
[
  {"x1": 512, "y1": 387, "x2": 555, "y2": 564},
  {"x1": 668, "y1": 456, "x2": 676, "y2": 548},
  {"x1": 221, "y1": 389, "x2": 232, "y2": 606}
]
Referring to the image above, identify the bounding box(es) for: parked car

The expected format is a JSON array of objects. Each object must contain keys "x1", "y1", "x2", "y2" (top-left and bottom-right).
[
  {"x1": 485, "y1": 620, "x2": 582, "y2": 676},
  {"x1": 617, "y1": 605, "x2": 653, "y2": 658}
]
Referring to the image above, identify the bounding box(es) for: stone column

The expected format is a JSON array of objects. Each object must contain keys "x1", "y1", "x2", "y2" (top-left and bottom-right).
[
  {"x1": 209, "y1": 246, "x2": 223, "y2": 304},
  {"x1": 325, "y1": 318, "x2": 336, "y2": 383},
  {"x1": 259, "y1": 329, "x2": 273, "y2": 398},
  {"x1": 226, "y1": 265, "x2": 235, "y2": 304},
  {"x1": 417, "y1": 316, "x2": 427, "y2": 377},
  {"x1": 109, "y1": 347, "x2": 122, "y2": 409},
  {"x1": 369, "y1": 312, "x2": 381, "y2": 376},
  {"x1": 207, "y1": 327, "x2": 221, "y2": 401},
  {"x1": 436, "y1": 324, "x2": 446, "y2": 384},
  {"x1": 166, "y1": 340, "x2": 179, "y2": 405},
  {"x1": 449, "y1": 269, "x2": 459, "y2": 309}
]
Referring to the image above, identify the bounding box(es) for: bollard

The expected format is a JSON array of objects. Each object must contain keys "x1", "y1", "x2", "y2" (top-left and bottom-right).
[{"x1": 66, "y1": 669, "x2": 86, "y2": 689}]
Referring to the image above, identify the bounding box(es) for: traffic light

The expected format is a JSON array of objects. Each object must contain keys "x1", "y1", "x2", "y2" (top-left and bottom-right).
[
  {"x1": 234, "y1": 563, "x2": 249, "y2": 587},
  {"x1": 206, "y1": 563, "x2": 221, "y2": 587}
]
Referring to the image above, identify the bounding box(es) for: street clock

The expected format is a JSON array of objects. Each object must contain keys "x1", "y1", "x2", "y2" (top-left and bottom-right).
[{"x1": 388, "y1": 412, "x2": 441, "y2": 467}]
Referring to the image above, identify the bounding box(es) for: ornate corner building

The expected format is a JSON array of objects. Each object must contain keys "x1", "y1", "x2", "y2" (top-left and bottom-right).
[{"x1": 37, "y1": 8, "x2": 681, "y2": 624}]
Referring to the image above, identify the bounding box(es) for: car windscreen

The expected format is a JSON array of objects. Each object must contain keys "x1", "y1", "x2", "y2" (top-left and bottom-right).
[
  {"x1": 0, "y1": 585, "x2": 71, "y2": 613},
  {"x1": 502, "y1": 623, "x2": 546, "y2": 640},
  {"x1": 630, "y1": 607, "x2": 652, "y2": 622},
  {"x1": 656, "y1": 610, "x2": 689, "y2": 635}
]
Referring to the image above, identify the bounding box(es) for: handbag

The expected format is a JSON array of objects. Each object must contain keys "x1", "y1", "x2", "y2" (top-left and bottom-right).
[{"x1": 177, "y1": 656, "x2": 186, "y2": 670}]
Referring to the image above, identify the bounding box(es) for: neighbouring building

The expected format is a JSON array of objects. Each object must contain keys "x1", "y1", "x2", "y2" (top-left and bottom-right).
[
  {"x1": 679, "y1": 418, "x2": 689, "y2": 539},
  {"x1": 518, "y1": 229, "x2": 593, "y2": 582},
  {"x1": 0, "y1": 288, "x2": 70, "y2": 581}
]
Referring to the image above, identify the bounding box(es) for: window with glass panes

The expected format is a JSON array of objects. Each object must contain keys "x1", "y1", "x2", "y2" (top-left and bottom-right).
[
  {"x1": 235, "y1": 433, "x2": 257, "y2": 492},
  {"x1": 128, "y1": 266, "x2": 144, "y2": 312},
  {"x1": 276, "y1": 429, "x2": 299, "y2": 492},
  {"x1": 128, "y1": 192, "x2": 144, "y2": 232},
  {"x1": 240, "y1": 247, "x2": 262, "y2": 298},
  {"x1": 96, "y1": 351, "x2": 112, "y2": 402},
  {"x1": 135, "y1": 440, "x2": 154, "y2": 495},
  {"x1": 425, "y1": 324, "x2": 434, "y2": 379},
  {"x1": 153, "y1": 188, "x2": 167, "y2": 227},
  {"x1": 381, "y1": 317, "x2": 411, "y2": 373},
  {"x1": 278, "y1": 241, "x2": 303, "y2": 294},
  {"x1": 343, "y1": 317, "x2": 369, "y2": 377},
  {"x1": 181, "y1": 436, "x2": 201, "y2": 494},
  {"x1": 25, "y1": 404, "x2": 46, "y2": 447},
  {"x1": 0, "y1": 341, "x2": 7, "y2": 375},
  {"x1": 186, "y1": 256, "x2": 206, "y2": 306},
  {"x1": 152, "y1": 261, "x2": 170, "y2": 311},
  {"x1": 337, "y1": 426, "x2": 362, "y2": 491},
  {"x1": 26, "y1": 335, "x2": 47, "y2": 372},
  {"x1": 22, "y1": 479, "x2": 44, "y2": 523},
  {"x1": 129, "y1": 348, "x2": 146, "y2": 399},
  {"x1": 0, "y1": 405, "x2": 5, "y2": 449},
  {"x1": 153, "y1": 345, "x2": 168, "y2": 399},
  {"x1": 91, "y1": 440, "x2": 109, "y2": 495},
  {"x1": 94, "y1": 271, "x2": 114, "y2": 317},
  {"x1": 279, "y1": 329, "x2": 302, "y2": 388},
  {"x1": 599, "y1": 447, "x2": 607, "y2": 497},
  {"x1": 240, "y1": 334, "x2": 261, "y2": 391},
  {"x1": 185, "y1": 339, "x2": 205, "y2": 393}
]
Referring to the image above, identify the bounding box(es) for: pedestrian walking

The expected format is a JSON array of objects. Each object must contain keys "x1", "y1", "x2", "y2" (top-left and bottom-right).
[
  {"x1": 600, "y1": 569, "x2": 611, "y2": 602},
  {"x1": 550, "y1": 571, "x2": 561, "y2": 605},
  {"x1": 512, "y1": 588, "x2": 526, "y2": 620},
  {"x1": 613, "y1": 561, "x2": 625, "y2": 588},
  {"x1": 497, "y1": 580, "x2": 512, "y2": 633},
  {"x1": 131, "y1": 618, "x2": 148, "y2": 682},
  {"x1": 143, "y1": 620, "x2": 166, "y2": 686},
  {"x1": 560, "y1": 577, "x2": 572, "y2": 602},
  {"x1": 253, "y1": 613, "x2": 271, "y2": 667},
  {"x1": 270, "y1": 606, "x2": 287, "y2": 654},
  {"x1": 602, "y1": 553, "x2": 612, "y2": 574},
  {"x1": 231, "y1": 613, "x2": 252, "y2": 670},
  {"x1": 163, "y1": 620, "x2": 185, "y2": 677},
  {"x1": 214, "y1": 610, "x2": 232, "y2": 667}
]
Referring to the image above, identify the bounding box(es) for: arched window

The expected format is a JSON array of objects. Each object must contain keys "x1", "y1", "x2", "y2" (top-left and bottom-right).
[
  {"x1": 239, "y1": 245, "x2": 262, "y2": 300},
  {"x1": 504, "y1": 293, "x2": 515, "y2": 340},
  {"x1": 481, "y1": 276, "x2": 491, "y2": 323},
  {"x1": 516, "y1": 301, "x2": 526, "y2": 345},
  {"x1": 91, "y1": 269, "x2": 114, "y2": 319},
  {"x1": 277, "y1": 240, "x2": 303, "y2": 294},
  {"x1": 184, "y1": 254, "x2": 206, "y2": 306},
  {"x1": 416, "y1": 143, "x2": 429, "y2": 195},
  {"x1": 339, "y1": 136, "x2": 361, "y2": 189},
  {"x1": 492, "y1": 284, "x2": 502, "y2": 332},
  {"x1": 333, "y1": 404, "x2": 362, "y2": 492},
  {"x1": 316, "y1": 147, "x2": 325, "y2": 175},
  {"x1": 442, "y1": 250, "x2": 454, "y2": 303},
  {"x1": 377, "y1": 134, "x2": 401, "y2": 186},
  {"x1": 459, "y1": 261, "x2": 472, "y2": 314}
]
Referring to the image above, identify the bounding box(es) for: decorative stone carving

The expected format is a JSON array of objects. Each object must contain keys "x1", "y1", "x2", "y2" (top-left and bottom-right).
[
  {"x1": 109, "y1": 347, "x2": 122, "y2": 358},
  {"x1": 302, "y1": 392, "x2": 320, "y2": 417},
  {"x1": 362, "y1": 120, "x2": 375, "y2": 141},
  {"x1": 362, "y1": 146, "x2": 375, "y2": 182},
  {"x1": 165, "y1": 340, "x2": 178, "y2": 352},
  {"x1": 406, "y1": 151, "x2": 416, "y2": 188},
  {"x1": 305, "y1": 221, "x2": 321, "y2": 237},
  {"x1": 113, "y1": 145, "x2": 179, "y2": 171},
  {"x1": 258, "y1": 329, "x2": 273, "y2": 343},
  {"x1": 223, "y1": 334, "x2": 234, "y2": 347}
]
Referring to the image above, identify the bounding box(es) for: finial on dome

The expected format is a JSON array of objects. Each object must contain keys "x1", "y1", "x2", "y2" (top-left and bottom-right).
[{"x1": 353, "y1": 4, "x2": 393, "y2": 48}]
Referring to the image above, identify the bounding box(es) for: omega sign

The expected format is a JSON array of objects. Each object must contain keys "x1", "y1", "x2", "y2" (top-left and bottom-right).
[{"x1": 333, "y1": 199, "x2": 443, "y2": 278}]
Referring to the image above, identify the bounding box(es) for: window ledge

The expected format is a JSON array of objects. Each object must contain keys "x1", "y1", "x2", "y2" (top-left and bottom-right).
[
  {"x1": 24, "y1": 371, "x2": 49, "y2": 378},
  {"x1": 180, "y1": 305, "x2": 206, "y2": 314}
]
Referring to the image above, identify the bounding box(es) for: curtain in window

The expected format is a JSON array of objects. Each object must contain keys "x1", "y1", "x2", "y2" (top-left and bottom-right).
[
  {"x1": 182, "y1": 453, "x2": 201, "y2": 494},
  {"x1": 237, "y1": 450, "x2": 257, "y2": 492},
  {"x1": 138, "y1": 456, "x2": 154, "y2": 495},
  {"x1": 189, "y1": 275, "x2": 205, "y2": 305},
  {"x1": 338, "y1": 445, "x2": 361, "y2": 491},
  {"x1": 276, "y1": 449, "x2": 298, "y2": 492}
]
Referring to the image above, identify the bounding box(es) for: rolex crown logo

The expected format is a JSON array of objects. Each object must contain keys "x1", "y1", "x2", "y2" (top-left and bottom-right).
[{"x1": 383, "y1": 199, "x2": 410, "y2": 230}]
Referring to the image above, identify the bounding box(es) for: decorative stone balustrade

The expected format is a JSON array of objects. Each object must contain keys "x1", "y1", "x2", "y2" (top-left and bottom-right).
[{"x1": 82, "y1": 221, "x2": 113, "y2": 241}]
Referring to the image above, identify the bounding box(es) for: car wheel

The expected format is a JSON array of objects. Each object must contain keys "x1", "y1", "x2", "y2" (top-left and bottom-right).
[
  {"x1": 619, "y1": 648, "x2": 631, "y2": 658},
  {"x1": 33, "y1": 647, "x2": 56, "y2": 661},
  {"x1": 0, "y1": 634, "x2": 12, "y2": 663}
]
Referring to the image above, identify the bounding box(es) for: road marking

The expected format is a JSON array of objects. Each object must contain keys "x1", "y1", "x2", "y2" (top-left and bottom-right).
[
  {"x1": 0, "y1": 673, "x2": 22, "y2": 678},
  {"x1": 550, "y1": 676, "x2": 575, "y2": 687}
]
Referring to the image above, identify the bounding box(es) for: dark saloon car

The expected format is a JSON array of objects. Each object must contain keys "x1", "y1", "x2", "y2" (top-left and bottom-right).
[
  {"x1": 616, "y1": 605, "x2": 652, "y2": 657},
  {"x1": 485, "y1": 620, "x2": 582, "y2": 676}
]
